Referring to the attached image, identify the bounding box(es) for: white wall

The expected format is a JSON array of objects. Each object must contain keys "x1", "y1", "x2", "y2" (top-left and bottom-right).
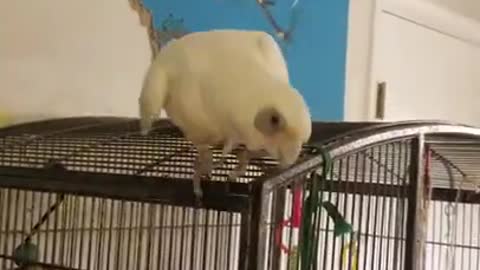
[
  {"x1": 343, "y1": 0, "x2": 377, "y2": 121},
  {"x1": 343, "y1": 0, "x2": 480, "y2": 122},
  {"x1": 0, "y1": 0, "x2": 151, "y2": 125},
  {"x1": 374, "y1": 4, "x2": 480, "y2": 126}
]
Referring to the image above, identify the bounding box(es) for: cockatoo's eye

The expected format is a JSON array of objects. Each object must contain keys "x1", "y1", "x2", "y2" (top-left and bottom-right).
[{"x1": 271, "y1": 115, "x2": 279, "y2": 126}]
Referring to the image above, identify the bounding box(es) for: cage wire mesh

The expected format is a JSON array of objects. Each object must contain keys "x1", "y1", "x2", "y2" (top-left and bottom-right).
[
  {"x1": 261, "y1": 140, "x2": 413, "y2": 270},
  {"x1": 422, "y1": 137, "x2": 480, "y2": 270},
  {"x1": 0, "y1": 117, "x2": 318, "y2": 270},
  {"x1": 0, "y1": 190, "x2": 242, "y2": 270},
  {"x1": 1, "y1": 118, "x2": 480, "y2": 270},
  {"x1": 0, "y1": 119, "x2": 248, "y2": 270},
  {"x1": 259, "y1": 132, "x2": 480, "y2": 270}
]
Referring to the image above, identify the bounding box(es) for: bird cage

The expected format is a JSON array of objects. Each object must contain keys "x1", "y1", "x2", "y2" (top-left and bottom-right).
[{"x1": 0, "y1": 117, "x2": 480, "y2": 270}]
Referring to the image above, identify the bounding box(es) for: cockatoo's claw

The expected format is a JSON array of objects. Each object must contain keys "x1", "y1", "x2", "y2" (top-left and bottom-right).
[
  {"x1": 224, "y1": 182, "x2": 231, "y2": 194},
  {"x1": 227, "y1": 148, "x2": 249, "y2": 181},
  {"x1": 216, "y1": 140, "x2": 237, "y2": 169},
  {"x1": 192, "y1": 145, "x2": 213, "y2": 202},
  {"x1": 227, "y1": 170, "x2": 240, "y2": 181},
  {"x1": 196, "y1": 146, "x2": 213, "y2": 174},
  {"x1": 193, "y1": 178, "x2": 203, "y2": 208},
  {"x1": 194, "y1": 190, "x2": 203, "y2": 208},
  {"x1": 206, "y1": 159, "x2": 213, "y2": 174},
  {"x1": 192, "y1": 170, "x2": 203, "y2": 200},
  {"x1": 193, "y1": 183, "x2": 203, "y2": 198},
  {"x1": 195, "y1": 196, "x2": 203, "y2": 208},
  {"x1": 216, "y1": 156, "x2": 226, "y2": 168}
]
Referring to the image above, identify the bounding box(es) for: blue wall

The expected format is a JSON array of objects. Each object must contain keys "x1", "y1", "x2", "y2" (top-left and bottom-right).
[{"x1": 143, "y1": 0, "x2": 349, "y2": 121}]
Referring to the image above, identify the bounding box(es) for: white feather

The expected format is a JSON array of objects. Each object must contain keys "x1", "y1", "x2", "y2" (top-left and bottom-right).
[{"x1": 138, "y1": 29, "x2": 312, "y2": 197}]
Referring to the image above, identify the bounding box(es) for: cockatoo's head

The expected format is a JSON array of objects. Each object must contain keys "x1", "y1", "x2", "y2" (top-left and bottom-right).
[{"x1": 252, "y1": 86, "x2": 312, "y2": 169}]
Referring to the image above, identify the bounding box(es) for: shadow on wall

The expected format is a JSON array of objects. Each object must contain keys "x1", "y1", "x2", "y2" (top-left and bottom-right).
[
  {"x1": 0, "y1": 0, "x2": 151, "y2": 126},
  {"x1": 0, "y1": 111, "x2": 72, "y2": 128}
]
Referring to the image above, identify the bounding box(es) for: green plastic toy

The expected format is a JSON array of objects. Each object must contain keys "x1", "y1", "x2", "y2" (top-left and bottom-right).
[
  {"x1": 322, "y1": 201, "x2": 353, "y2": 237},
  {"x1": 13, "y1": 240, "x2": 38, "y2": 266}
]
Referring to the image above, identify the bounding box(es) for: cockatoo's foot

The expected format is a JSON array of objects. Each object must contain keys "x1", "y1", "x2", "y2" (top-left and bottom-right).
[
  {"x1": 216, "y1": 139, "x2": 237, "y2": 168},
  {"x1": 192, "y1": 171, "x2": 204, "y2": 207},
  {"x1": 192, "y1": 174, "x2": 203, "y2": 197},
  {"x1": 195, "y1": 197, "x2": 203, "y2": 208},
  {"x1": 195, "y1": 145, "x2": 213, "y2": 177},
  {"x1": 194, "y1": 190, "x2": 203, "y2": 208},
  {"x1": 192, "y1": 145, "x2": 213, "y2": 206},
  {"x1": 227, "y1": 148, "x2": 250, "y2": 181},
  {"x1": 216, "y1": 155, "x2": 227, "y2": 168},
  {"x1": 228, "y1": 149, "x2": 270, "y2": 182},
  {"x1": 139, "y1": 115, "x2": 154, "y2": 136}
]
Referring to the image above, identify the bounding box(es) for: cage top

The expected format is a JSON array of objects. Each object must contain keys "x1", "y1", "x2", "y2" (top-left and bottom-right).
[
  {"x1": 2, "y1": 116, "x2": 470, "y2": 143},
  {"x1": 275, "y1": 118, "x2": 480, "y2": 195},
  {"x1": 326, "y1": 120, "x2": 480, "y2": 189},
  {"x1": 1, "y1": 117, "x2": 480, "y2": 204}
]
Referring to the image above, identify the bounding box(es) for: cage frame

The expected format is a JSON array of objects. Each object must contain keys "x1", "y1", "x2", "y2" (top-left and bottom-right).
[{"x1": 252, "y1": 120, "x2": 480, "y2": 270}]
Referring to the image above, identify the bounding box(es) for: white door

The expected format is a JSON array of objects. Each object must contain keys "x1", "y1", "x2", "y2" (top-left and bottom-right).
[{"x1": 370, "y1": 0, "x2": 480, "y2": 126}]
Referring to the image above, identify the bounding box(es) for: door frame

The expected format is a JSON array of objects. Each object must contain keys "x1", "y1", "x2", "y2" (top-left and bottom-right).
[{"x1": 344, "y1": 0, "x2": 480, "y2": 121}]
